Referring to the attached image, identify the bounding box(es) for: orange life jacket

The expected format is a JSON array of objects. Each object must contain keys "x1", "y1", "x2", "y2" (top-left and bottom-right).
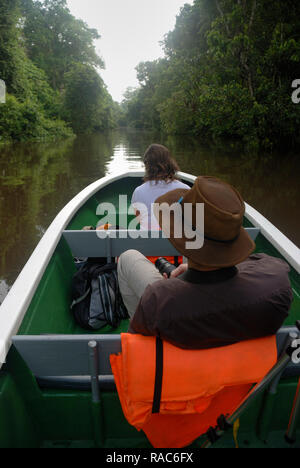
[{"x1": 110, "y1": 333, "x2": 277, "y2": 448}]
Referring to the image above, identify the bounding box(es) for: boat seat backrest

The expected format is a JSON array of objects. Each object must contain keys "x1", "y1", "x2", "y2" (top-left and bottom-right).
[
  {"x1": 12, "y1": 334, "x2": 121, "y2": 377},
  {"x1": 12, "y1": 334, "x2": 121, "y2": 391},
  {"x1": 62, "y1": 228, "x2": 260, "y2": 259},
  {"x1": 11, "y1": 326, "x2": 299, "y2": 392}
]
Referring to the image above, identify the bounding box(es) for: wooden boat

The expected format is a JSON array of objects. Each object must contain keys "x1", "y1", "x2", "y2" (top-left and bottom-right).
[{"x1": 0, "y1": 170, "x2": 300, "y2": 449}]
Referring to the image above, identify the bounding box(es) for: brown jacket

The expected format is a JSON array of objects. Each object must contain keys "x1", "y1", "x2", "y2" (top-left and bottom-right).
[{"x1": 129, "y1": 254, "x2": 293, "y2": 349}]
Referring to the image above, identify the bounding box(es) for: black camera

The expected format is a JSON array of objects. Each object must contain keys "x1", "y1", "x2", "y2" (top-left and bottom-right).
[{"x1": 155, "y1": 258, "x2": 177, "y2": 278}]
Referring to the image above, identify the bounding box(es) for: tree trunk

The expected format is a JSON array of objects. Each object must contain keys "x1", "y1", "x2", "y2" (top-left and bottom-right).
[
  {"x1": 240, "y1": 0, "x2": 257, "y2": 98},
  {"x1": 215, "y1": 0, "x2": 230, "y2": 36}
]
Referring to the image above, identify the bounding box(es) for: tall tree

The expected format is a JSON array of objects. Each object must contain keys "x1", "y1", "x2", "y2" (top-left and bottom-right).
[
  {"x1": 0, "y1": 0, "x2": 116, "y2": 142},
  {"x1": 0, "y1": 0, "x2": 22, "y2": 93},
  {"x1": 20, "y1": 0, "x2": 104, "y2": 89},
  {"x1": 63, "y1": 63, "x2": 112, "y2": 134},
  {"x1": 123, "y1": 0, "x2": 300, "y2": 149}
]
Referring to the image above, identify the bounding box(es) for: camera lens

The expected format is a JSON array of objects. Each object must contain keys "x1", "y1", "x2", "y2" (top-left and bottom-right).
[{"x1": 155, "y1": 258, "x2": 176, "y2": 278}]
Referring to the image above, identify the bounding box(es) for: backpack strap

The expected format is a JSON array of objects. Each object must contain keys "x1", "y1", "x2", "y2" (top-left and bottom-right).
[
  {"x1": 88, "y1": 263, "x2": 117, "y2": 279},
  {"x1": 98, "y1": 273, "x2": 118, "y2": 328},
  {"x1": 70, "y1": 288, "x2": 91, "y2": 310}
]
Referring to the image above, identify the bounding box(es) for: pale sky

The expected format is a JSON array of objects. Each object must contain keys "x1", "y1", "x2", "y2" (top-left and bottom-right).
[{"x1": 67, "y1": 0, "x2": 192, "y2": 102}]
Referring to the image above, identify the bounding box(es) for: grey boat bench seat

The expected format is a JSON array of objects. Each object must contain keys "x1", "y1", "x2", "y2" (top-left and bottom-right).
[
  {"x1": 13, "y1": 334, "x2": 120, "y2": 392},
  {"x1": 12, "y1": 326, "x2": 300, "y2": 393},
  {"x1": 62, "y1": 228, "x2": 260, "y2": 260}
]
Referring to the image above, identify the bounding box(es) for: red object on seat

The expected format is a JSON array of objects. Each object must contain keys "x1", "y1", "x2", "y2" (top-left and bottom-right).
[{"x1": 147, "y1": 256, "x2": 183, "y2": 265}]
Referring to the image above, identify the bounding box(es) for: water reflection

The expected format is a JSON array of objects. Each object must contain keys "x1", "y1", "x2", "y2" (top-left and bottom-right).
[
  {"x1": 105, "y1": 142, "x2": 144, "y2": 175},
  {"x1": 0, "y1": 129, "x2": 299, "y2": 303}
]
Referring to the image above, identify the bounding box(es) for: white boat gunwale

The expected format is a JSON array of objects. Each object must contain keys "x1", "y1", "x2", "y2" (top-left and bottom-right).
[{"x1": 0, "y1": 170, "x2": 299, "y2": 367}]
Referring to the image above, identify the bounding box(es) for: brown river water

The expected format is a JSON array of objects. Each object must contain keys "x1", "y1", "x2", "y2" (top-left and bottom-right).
[{"x1": 0, "y1": 129, "x2": 299, "y2": 304}]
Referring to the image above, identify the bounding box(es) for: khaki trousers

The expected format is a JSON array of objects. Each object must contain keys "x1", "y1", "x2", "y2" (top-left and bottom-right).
[{"x1": 117, "y1": 250, "x2": 163, "y2": 318}]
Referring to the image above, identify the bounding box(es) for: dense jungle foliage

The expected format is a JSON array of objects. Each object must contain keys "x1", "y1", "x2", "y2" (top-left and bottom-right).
[
  {"x1": 121, "y1": 0, "x2": 300, "y2": 149},
  {"x1": 1, "y1": 0, "x2": 299, "y2": 147},
  {"x1": 0, "y1": 0, "x2": 117, "y2": 142}
]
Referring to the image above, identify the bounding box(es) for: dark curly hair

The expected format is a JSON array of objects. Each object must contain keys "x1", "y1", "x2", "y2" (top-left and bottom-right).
[{"x1": 143, "y1": 144, "x2": 180, "y2": 182}]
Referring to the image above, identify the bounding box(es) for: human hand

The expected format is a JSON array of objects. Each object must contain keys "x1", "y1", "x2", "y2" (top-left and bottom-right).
[{"x1": 163, "y1": 263, "x2": 188, "y2": 279}]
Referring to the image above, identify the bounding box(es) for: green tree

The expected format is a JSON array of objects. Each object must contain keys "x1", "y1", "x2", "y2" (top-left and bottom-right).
[
  {"x1": 20, "y1": 0, "x2": 104, "y2": 90},
  {"x1": 63, "y1": 63, "x2": 113, "y2": 134},
  {"x1": 0, "y1": 0, "x2": 23, "y2": 94},
  {"x1": 0, "y1": 0, "x2": 73, "y2": 142},
  {"x1": 123, "y1": 0, "x2": 300, "y2": 149},
  {"x1": 0, "y1": 0, "x2": 116, "y2": 142}
]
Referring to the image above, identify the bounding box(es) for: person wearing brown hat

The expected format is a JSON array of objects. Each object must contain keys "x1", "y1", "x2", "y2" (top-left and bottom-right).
[{"x1": 118, "y1": 176, "x2": 293, "y2": 349}]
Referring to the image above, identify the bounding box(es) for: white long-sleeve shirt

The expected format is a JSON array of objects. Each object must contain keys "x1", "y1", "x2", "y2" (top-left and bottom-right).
[{"x1": 131, "y1": 179, "x2": 190, "y2": 230}]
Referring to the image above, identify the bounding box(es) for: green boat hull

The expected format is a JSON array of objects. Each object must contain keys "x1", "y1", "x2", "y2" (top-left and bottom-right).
[{"x1": 1, "y1": 175, "x2": 300, "y2": 448}]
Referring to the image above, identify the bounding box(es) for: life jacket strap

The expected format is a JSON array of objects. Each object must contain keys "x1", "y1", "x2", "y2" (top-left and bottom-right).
[{"x1": 152, "y1": 336, "x2": 164, "y2": 414}]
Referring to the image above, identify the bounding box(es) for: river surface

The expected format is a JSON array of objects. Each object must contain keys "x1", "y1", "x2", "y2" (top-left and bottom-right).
[{"x1": 0, "y1": 129, "x2": 299, "y2": 303}]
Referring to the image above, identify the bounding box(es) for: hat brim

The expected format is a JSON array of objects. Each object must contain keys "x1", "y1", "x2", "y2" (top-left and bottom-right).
[{"x1": 153, "y1": 189, "x2": 255, "y2": 268}]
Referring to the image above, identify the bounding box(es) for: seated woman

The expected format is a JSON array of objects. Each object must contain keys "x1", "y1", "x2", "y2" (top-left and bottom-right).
[{"x1": 132, "y1": 144, "x2": 190, "y2": 230}]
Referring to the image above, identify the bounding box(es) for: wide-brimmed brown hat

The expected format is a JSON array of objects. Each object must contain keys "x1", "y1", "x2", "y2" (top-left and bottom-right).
[{"x1": 153, "y1": 176, "x2": 255, "y2": 268}]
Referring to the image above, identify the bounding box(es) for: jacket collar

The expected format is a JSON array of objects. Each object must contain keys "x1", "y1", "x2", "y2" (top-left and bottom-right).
[{"x1": 180, "y1": 266, "x2": 238, "y2": 284}]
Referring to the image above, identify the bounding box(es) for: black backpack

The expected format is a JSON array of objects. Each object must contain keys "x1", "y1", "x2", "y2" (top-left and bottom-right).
[{"x1": 70, "y1": 261, "x2": 129, "y2": 330}]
